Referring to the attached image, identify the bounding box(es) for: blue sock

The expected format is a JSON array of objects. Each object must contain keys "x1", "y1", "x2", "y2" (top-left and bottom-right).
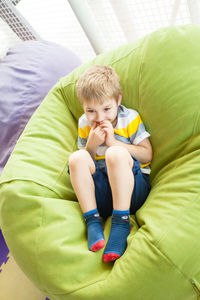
[
  {"x1": 84, "y1": 209, "x2": 105, "y2": 252},
  {"x1": 103, "y1": 209, "x2": 131, "y2": 262}
]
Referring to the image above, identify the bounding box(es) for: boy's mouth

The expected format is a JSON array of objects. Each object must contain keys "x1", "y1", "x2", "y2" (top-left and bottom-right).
[{"x1": 94, "y1": 121, "x2": 104, "y2": 126}]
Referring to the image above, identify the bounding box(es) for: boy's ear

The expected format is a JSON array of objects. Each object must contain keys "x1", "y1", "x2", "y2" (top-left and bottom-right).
[{"x1": 117, "y1": 93, "x2": 122, "y2": 105}]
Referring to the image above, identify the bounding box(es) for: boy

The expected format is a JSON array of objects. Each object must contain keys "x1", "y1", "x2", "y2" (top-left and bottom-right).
[{"x1": 68, "y1": 65, "x2": 152, "y2": 263}]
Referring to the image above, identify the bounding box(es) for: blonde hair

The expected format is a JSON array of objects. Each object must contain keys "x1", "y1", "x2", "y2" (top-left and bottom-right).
[{"x1": 76, "y1": 65, "x2": 121, "y2": 104}]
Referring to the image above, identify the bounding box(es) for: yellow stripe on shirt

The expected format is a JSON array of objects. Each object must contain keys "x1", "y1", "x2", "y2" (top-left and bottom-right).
[
  {"x1": 127, "y1": 114, "x2": 142, "y2": 137},
  {"x1": 94, "y1": 155, "x2": 105, "y2": 160},
  {"x1": 78, "y1": 126, "x2": 91, "y2": 139},
  {"x1": 114, "y1": 114, "x2": 142, "y2": 138},
  {"x1": 140, "y1": 162, "x2": 151, "y2": 168},
  {"x1": 114, "y1": 127, "x2": 129, "y2": 138}
]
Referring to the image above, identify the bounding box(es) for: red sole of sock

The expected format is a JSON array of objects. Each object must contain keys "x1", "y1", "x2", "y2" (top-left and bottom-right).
[
  {"x1": 91, "y1": 239, "x2": 105, "y2": 252},
  {"x1": 103, "y1": 253, "x2": 121, "y2": 263}
]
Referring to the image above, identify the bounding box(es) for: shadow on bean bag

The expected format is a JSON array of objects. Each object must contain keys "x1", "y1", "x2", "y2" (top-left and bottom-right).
[
  {"x1": 0, "y1": 40, "x2": 81, "y2": 175},
  {"x1": 0, "y1": 25, "x2": 200, "y2": 300}
]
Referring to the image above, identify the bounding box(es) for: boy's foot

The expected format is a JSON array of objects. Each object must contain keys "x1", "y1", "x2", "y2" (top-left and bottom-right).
[
  {"x1": 103, "y1": 210, "x2": 131, "y2": 262},
  {"x1": 84, "y1": 209, "x2": 105, "y2": 252}
]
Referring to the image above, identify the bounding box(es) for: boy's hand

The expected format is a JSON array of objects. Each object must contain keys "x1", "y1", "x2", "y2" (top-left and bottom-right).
[
  {"x1": 86, "y1": 123, "x2": 106, "y2": 156},
  {"x1": 89, "y1": 123, "x2": 106, "y2": 146},
  {"x1": 100, "y1": 120, "x2": 116, "y2": 147}
]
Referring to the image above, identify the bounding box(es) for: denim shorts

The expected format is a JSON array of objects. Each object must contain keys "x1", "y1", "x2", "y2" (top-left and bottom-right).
[{"x1": 91, "y1": 157, "x2": 151, "y2": 219}]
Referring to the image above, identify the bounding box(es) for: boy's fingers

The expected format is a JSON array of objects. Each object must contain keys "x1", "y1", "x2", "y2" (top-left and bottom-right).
[
  {"x1": 94, "y1": 126, "x2": 104, "y2": 136},
  {"x1": 102, "y1": 120, "x2": 111, "y2": 125},
  {"x1": 95, "y1": 126, "x2": 101, "y2": 132},
  {"x1": 100, "y1": 123, "x2": 108, "y2": 128},
  {"x1": 92, "y1": 122, "x2": 97, "y2": 129},
  {"x1": 100, "y1": 122, "x2": 112, "y2": 128},
  {"x1": 102, "y1": 128, "x2": 108, "y2": 134}
]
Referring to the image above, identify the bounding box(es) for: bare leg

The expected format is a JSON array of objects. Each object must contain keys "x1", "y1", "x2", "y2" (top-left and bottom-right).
[
  {"x1": 68, "y1": 149, "x2": 105, "y2": 251},
  {"x1": 68, "y1": 149, "x2": 96, "y2": 213},
  {"x1": 103, "y1": 146, "x2": 134, "y2": 263},
  {"x1": 105, "y1": 146, "x2": 134, "y2": 210}
]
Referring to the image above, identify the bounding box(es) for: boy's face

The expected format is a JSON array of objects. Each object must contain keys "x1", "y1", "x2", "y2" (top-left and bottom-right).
[{"x1": 83, "y1": 95, "x2": 122, "y2": 126}]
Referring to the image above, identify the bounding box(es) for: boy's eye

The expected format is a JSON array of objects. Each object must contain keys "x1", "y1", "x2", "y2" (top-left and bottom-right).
[
  {"x1": 104, "y1": 108, "x2": 110, "y2": 111},
  {"x1": 87, "y1": 110, "x2": 95, "y2": 113}
]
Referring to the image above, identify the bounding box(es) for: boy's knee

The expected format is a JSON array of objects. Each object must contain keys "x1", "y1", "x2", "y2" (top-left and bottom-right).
[
  {"x1": 68, "y1": 150, "x2": 89, "y2": 169},
  {"x1": 105, "y1": 146, "x2": 127, "y2": 163},
  {"x1": 105, "y1": 146, "x2": 133, "y2": 168}
]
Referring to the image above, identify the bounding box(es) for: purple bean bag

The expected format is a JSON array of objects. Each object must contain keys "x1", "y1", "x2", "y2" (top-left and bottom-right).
[{"x1": 0, "y1": 40, "x2": 81, "y2": 175}]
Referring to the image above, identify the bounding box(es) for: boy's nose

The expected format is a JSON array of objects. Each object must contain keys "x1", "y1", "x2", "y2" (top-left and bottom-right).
[{"x1": 96, "y1": 112, "x2": 104, "y2": 122}]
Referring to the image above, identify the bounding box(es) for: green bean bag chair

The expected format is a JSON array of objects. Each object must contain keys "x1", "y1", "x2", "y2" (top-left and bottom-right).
[{"x1": 1, "y1": 24, "x2": 200, "y2": 300}]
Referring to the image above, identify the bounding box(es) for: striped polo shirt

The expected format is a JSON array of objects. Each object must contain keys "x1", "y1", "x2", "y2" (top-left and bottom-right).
[{"x1": 78, "y1": 105, "x2": 151, "y2": 174}]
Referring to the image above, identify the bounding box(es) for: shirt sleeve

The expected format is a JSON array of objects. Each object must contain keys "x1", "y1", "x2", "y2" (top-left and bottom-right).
[
  {"x1": 77, "y1": 117, "x2": 87, "y2": 149},
  {"x1": 130, "y1": 113, "x2": 150, "y2": 145}
]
